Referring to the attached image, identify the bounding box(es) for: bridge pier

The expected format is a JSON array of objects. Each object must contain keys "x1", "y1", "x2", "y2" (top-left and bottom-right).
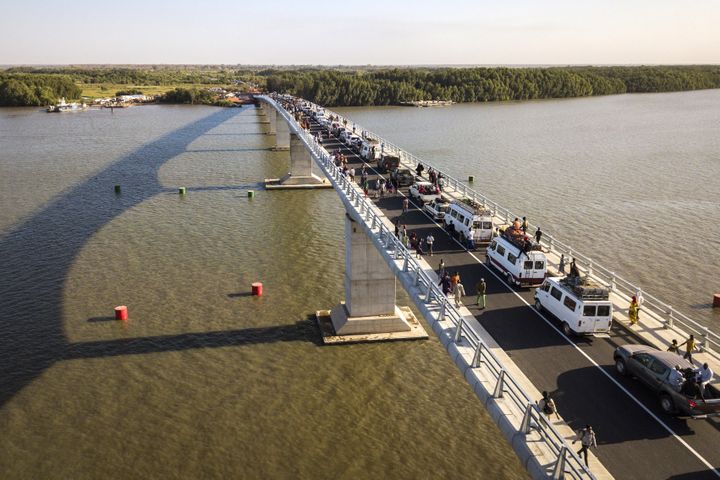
[
  {"x1": 273, "y1": 114, "x2": 290, "y2": 151},
  {"x1": 265, "y1": 133, "x2": 330, "y2": 189},
  {"x1": 317, "y1": 213, "x2": 427, "y2": 343}
]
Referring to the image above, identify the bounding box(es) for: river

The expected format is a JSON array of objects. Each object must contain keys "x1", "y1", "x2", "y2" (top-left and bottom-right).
[
  {"x1": 0, "y1": 105, "x2": 526, "y2": 478},
  {"x1": 336, "y1": 90, "x2": 720, "y2": 328}
]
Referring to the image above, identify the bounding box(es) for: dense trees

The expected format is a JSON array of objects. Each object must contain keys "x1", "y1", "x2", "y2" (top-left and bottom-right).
[
  {"x1": 0, "y1": 74, "x2": 81, "y2": 106},
  {"x1": 2, "y1": 66, "x2": 719, "y2": 107},
  {"x1": 259, "y1": 66, "x2": 720, "y2": 106},
  {"x1": 158, "y1": 88, "x2": 221, "y2": 105}
]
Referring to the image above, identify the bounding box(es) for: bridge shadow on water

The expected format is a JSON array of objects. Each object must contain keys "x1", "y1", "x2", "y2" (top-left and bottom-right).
[{"x1": 0, "y1": 107, "x2": 316, "y2": 409}]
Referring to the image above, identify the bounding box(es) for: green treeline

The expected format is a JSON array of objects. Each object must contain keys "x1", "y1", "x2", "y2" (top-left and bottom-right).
[
  {"x1": 2, "y1": 65, "x2": 720, "y2": 107},
  {"x1": 0, "y1": 74, "x2": 82, "y2": 106},
  {"x1": 3, "y1": 66, "x2": 245, "y2": 86},
  {"x1": 261, "y1": 66, "x2": 720, "y2": 106},
  {"x1": 158, "y1": 88, "x2": 219, "y2": 105}
]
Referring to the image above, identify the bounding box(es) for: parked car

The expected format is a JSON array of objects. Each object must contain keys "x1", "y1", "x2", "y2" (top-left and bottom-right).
[
  {"x1": 614, "y1": 344, "x2": 720, "y2": 417},
  {"x1": 392, "y1": 167, "x2": 415, "y2": 187},
  {"x1": 423, "y1": 198, "x2": 450, "y2": 220},
  {"x1": 409, "y1": 181, "x2": 441, "y2": 204}
]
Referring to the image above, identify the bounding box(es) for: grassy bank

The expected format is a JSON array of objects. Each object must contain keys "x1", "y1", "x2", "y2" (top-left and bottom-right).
[{"x1": 79, "y1": 83, "x2": 236, "y2": 99}]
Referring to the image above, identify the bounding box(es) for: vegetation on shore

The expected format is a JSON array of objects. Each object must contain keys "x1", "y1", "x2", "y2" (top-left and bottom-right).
[
  {"x1": 1, "y1": 65, "x2": 719, "y2": 107},
  {"x1": 260, "y1": 66, "x2": 720, "y2": 106}
]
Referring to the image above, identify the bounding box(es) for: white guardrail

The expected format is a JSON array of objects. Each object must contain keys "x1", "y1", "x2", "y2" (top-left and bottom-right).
[
  {"x1": 291, "y1": 97, "x2": 720, "y2": 359},
  {"x1": 260, "y1": 95, "x2": 595, "y2": 480}
]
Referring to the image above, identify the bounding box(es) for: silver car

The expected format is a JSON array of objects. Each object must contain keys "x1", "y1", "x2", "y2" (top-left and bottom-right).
[{"x1": 614, "y1": 344, "x2": 720, "y2": 417}]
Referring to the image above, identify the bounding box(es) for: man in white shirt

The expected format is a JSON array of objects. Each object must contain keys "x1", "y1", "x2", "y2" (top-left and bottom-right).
[
  {"x1": 425, "y1": 234, "x2": 435, "y2": 256},
  {"x1": 698, "y1": 363, "x2": 714, "y2": 398}
]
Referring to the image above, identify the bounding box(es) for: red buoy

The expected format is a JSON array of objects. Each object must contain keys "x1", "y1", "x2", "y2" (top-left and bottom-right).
[
  {"x1": 251, "y1": 282, "x2": 263, "y2": 296},
  {"x1": 115, "y1": 305, "x2": 128, "y2": 320},
  {"x1": 713, "y1": 293, "x2": 720, "y2": 308}
]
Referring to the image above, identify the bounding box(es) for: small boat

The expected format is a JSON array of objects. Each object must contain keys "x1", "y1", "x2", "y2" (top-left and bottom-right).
[{"x1": 47, "y1": 98, "x2": 88, "y2": 113}]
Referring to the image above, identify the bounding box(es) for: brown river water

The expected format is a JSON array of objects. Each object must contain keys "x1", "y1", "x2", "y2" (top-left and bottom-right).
[{"x1": 0, "y1": 105, "x2": 526, "y2": 479}]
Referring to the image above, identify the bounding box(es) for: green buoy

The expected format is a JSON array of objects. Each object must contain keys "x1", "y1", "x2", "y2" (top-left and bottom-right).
[
  {"x1": 114, "y1": 185, "x2": 121, "y2": 193},
  {"x1": 179, "y1": 187, "x2": 187, "y2": 195},
  {"x1": 247, "y1": 190, "x2": 255, "y2": 198},
  {"x1": 468, "y1": 176, "x2": 475, "y2": 182}
]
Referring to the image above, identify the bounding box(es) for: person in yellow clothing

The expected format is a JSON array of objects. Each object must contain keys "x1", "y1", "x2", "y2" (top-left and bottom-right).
[
  {"x1": 679, "y1": 334, "x2": 698, "y2": 364},
  {"x1": 628, "y1": 296, "x2": 639, "y2": 325}
]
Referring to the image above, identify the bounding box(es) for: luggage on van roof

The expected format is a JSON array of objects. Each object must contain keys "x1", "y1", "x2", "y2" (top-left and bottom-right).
[
  {"x1": 452, "y1": 198, "x2": 492, "y2": 216},
  {"x1": 500, "y1": 225, "x2": 542, "y2": 252},
  {"x1": 558, "y1": 276, "x2": 610, "y2": 300}
]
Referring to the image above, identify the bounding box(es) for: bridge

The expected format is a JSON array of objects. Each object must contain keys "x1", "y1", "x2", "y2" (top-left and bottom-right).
[{"x1": 255, "y1": 94, "x2": 720, "y2": 480}]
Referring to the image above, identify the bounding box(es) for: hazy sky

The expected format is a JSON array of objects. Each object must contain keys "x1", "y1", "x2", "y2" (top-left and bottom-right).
[{"x1": 1, "y1": 0, "x2": 718, "y2": 65}]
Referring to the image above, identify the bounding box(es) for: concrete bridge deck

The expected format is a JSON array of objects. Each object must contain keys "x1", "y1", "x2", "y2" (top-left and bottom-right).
[{"x1": 311, "y1": 117, "x2": 720, "y2": 480}]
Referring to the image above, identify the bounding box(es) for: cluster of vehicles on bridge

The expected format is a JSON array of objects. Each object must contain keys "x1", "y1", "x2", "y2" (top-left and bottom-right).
[{"x1": 287, "y1": 95, "x2": 720, "y2": 420}]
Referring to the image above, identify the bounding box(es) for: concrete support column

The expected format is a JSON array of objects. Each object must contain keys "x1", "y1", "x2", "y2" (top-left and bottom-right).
[
  {"x1": 265, "y1": 106, "x2": 277, "y2": 133},
  {"x1": 325, "y1": 212, "x2": 426, "y2": 340},
  {"x1": 274, "y1": 115, "x2": 290, "y2": 151},
  {"x1": 344, "y1": 213, "x2": 396, "y2": 317},
  {"x1": 289, "y1": 133, "x2": 313, "y2": 177}
]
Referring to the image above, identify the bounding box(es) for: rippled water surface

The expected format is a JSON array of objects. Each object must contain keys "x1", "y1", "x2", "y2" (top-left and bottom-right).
[
  {"x1": 337, "y1": 90, "x2": 720, "y2": 326},
  {"x1": 0, "y1": 105, "x2": 526, "y2": 479}
]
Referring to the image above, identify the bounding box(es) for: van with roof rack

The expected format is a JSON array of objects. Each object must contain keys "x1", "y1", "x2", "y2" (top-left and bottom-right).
[
  {"x1": 534, "y1": 276, "x2": 612, "y2": 336},
  {"x1": 486, "y1": 225, "x2": 546, "y2": 287},
  {"x1": 444, "y1": 199, "x2": 494, "y2": 248}
]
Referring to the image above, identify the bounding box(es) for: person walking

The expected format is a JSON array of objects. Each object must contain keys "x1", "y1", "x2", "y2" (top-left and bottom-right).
[
  {"x1": 535, "y1": 227, "x2": 543, "y2": 245},
  {"x1": 476, "y1": 278, "x2": 487, "y2": 309},
  {"x1": 426, "y1": 233, "x2": 435, "y2": 256},
  {"x1": 679, "y1": 334, "x2": 698, "y2": 363},
  {"x1": 538, "y1": 391, "x2": 558, "y2": 419},
  {"x1": 667, "y1": 339, "x2": 680, "y2": 354},
  {"x1": 453, "y1": 281, "x2": 466, "y2": 307},
  {"x1": 394, "y1": 220, "x2": 400, "y2": 238},
  {"x1": 415, "y1": 238, "x2": 424, "y2": 258},
  {"x1": 439, "y1": 272, "x2": 452, "y2": 297},
  {"x1": 438, "y1": 258, "x2": 445, "y2": 277},
  {"x1": 573, "y1": 425, "x2": 597, "y2": 466},
  {"x1": 450, "y1": 271, "x2": 460, "y2": 288},
  {"x1": 628, "y1": 296, "x2": 639, "y2": 325},
  {"x1": 402, "y1": 197, "x2": 409, "y2": 214},
  {"x1": 558, "y1": 254, "x2": 566, "y2": 275}
]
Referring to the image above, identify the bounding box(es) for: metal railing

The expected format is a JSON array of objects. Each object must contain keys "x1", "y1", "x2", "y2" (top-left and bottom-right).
[
  {"x1": 260, "y1": 95, "x2": 596, "y2": 480},
  {"x1": 291, "y1": 97, "x2": 720, "y2": 358}
]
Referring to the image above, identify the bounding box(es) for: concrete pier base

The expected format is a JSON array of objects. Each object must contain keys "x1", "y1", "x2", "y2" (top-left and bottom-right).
[
  {"x1": 265, "y1": 132, "x2": 331, "y2": 189},
  {"x1": 317, "y1": 213, "x2": 428, "y2": 344},
  {"x1": 316, "y1": 305, "x2": 427, "y2": 344}
]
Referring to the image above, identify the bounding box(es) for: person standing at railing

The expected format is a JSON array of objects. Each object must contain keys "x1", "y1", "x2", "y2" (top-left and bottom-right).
[
  {"x1": 629, "y1": 296, "x2": 639, "y2": 325},
  {"x1": 573, "y1": 425, "x2": 597, "y2": 467},
  {"x1": 521, "y1": 216, "x2": 529, "y2": 233},
  {"x1": 635, "y1": 289, "x2": 645, "y2": 321},
  {"x1": 558, "y1": 254, "x2": 566, "y2": 275},
  {"x1": 535, "y1": 227, "x2": 543, "y2": 245}
]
